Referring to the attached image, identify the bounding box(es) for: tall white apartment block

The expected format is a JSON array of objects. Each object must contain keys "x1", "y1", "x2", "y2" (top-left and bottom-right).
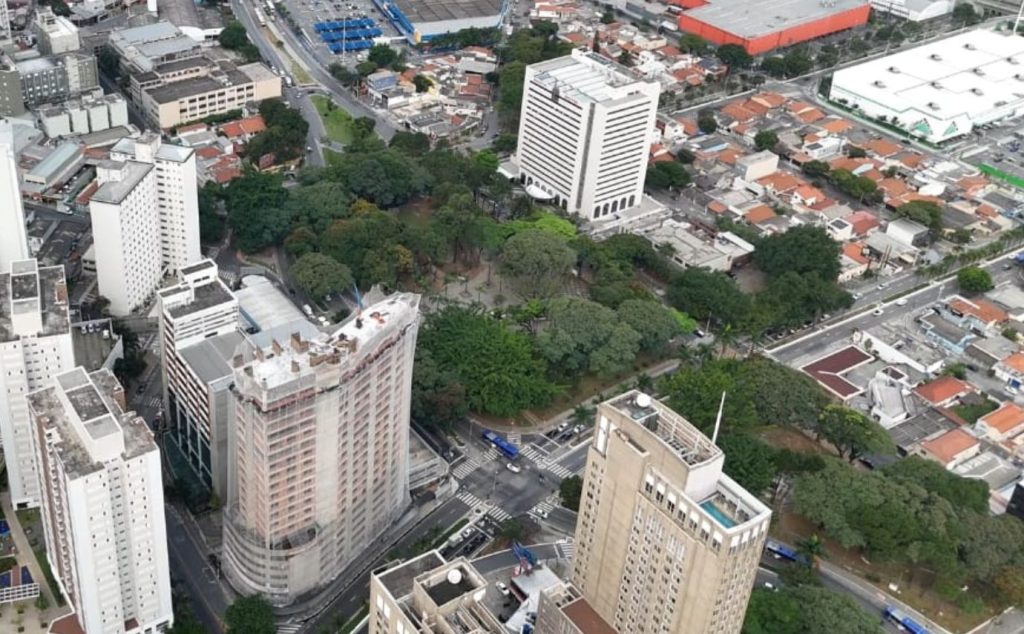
[
  {"x1": 0, "y1": 0, "x2": 10, "y2": 40},
  {"x1": 111, "y1": 133, "x2": 201, "y2": 274},
  {"x1": 29, "y1": 367, "x2": 173, "y2": 634},
  {"x1": 157, "y1": 260, "x2": 239, "y2": 495},
  {"x1": 0, "y1": 260, "x2": 75, "y2": 508},
  {"x1": 513, "y1": 50, "x2": 659, "y2": 222},
  {"x1": 572, "y1": 392, "x2": 771, "y2": 634},
  {"x1": 0, "y1": 134, "x2": 29, "y2": 271},
  {"x1": 223, "y1": 293, "x2": 420, "y2": 606},
  {"x1": 89, "y1": 158, "x2": 161, "y2": 316}
]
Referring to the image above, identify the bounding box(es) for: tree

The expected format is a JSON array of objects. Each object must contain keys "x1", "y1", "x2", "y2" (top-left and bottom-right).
[
  {"x1": 355, "y1": 60, "x2": 378, "y2": 76},
  {"x1": 848, "y1": 37, "x2": 870, "y2": 55},
  {"x1": 416, "y1": 306, "x2": 557, "y2": 416},
  {"x1": 499, "y1": 518, "x2": 525, "y2": 541},
  {"x1": 952, "y1": 2, "x2": 980, "y2": 26},
  {"x1": 492, "y1": 133, "x2": 517, "y2": 154},
  {"x1": 197, "y1": 181, "x2": 225, "y2": 243},
  {"x1": 618, "y1": 50, "x2": 633, "y2": 67},
  {"x1": 847, "y1": 145, "x2": 867, "y2": 158},
  {"x1": 326, "y1": 149, "x2": 429, "y2": 207},
  {"x1": 218, "y1": 20, "x2": 250, "y2": 49},
  {"x1": 225, "y1": 595, "x2": 275, "y2": 634},
  {"x1": 716, "y1": 43, "x2": 753, "y2": 69},
  {"x1": 957, "y1": 266, "x2": 994, "y2": 293},
  {"x1": 817, "y1": 405, "x2": 894, "y2": 462},
  {"x1": 783, "y1": 49, "x2": 814, "y2": 77},
  {"x1": 367, "y1": 44, "x2": 399, "y2": 68},
  {"x1": 895, "y1": 200, "x2": 942, "y2": 232},
  {"x1": 616, "y1": 299, "x2": 682, "y2": 351},
  {"x1": 666, "y1": 267, "x2": 750, "y2": 328},
  {"x1": 883, "y1": 457, "x2": 989, "y2": 514},
  {"x1": 559, "y1": 475, "x2": 583, "y2": 510},
  {"x1": 412, "y1": 74, "x2": 432, "y2": 92},
  {"x1": 645, "y1": 161, "x2": 691, "y2": 189},
  {"x1": 797, "y1": 534, "x2": 827, "y2": 569},
  {"x1": 802, "y1": 159, "x2": 831, "y2": 177},
  {"x1": 223, "y1": 171, "x2": 290, "y2": 252},
  {"x1": 497, "y1": 61, "x2": 527, "y2": 131},
  {"x1": 817, "y1": 44, "x2": 840, "y2": 69},
  {"x1": 754, "y1": 130, "x2": 779, "y2": 152},
  {"x1": 760, "y1": 56, "x2": 787, "y2": 78},
  {"x1": 291, "y1": 253, "x2": 353, "y2": 300},
  {"x1": 433, "y1": 193, "x2": 485, "y2": 263},
  {"x1": 697, "y1": 108, "x2": 717, "y2": 134},
  {"x1": 286, "y1": 180, "x2": 354, "y2": 232},
  {"x1": 755, "y1": 226, "x2": 841, "y2": 282},
  {"x1": 473, "y1": 149, "x2": 500, "y2": 172},
  {"x1": 500, "y1": 229, "x2": 575, "y2": 299},
  {"x1": 678, "y1": 33, "x2": 708, "y2": 54},
  {"x1": 600, "y1": 10, "x2": 616, "y2": 24},
  {"x1": 536, "y1": 297, "x2": 642, "y2": 378},
  {"x1": 328, "y1": 62, "x2": 359, "y2": 86},
  {"x1": 718, "y1": 432, "x2": 778, "y2": 495},
  {"x1": 389, "y1": 131, "x2": 432, "y2": 156},
  {"x1": 676, "y1": 147, "x2": 696, "y2": 164}
]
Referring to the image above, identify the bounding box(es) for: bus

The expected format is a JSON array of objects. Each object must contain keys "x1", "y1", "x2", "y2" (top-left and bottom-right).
[
  {"x1": 254, "y1": 7, "x2": 266, "y2": 25},
  {"x1": 764, "y1": 539, "x2": 800, "y2": 562},
  {"x1": 883, "y1": 607, "x2": 930, "y2": 634},
  {"x1": 482, "y1": 430, "x2": 519, "y2": 459}
]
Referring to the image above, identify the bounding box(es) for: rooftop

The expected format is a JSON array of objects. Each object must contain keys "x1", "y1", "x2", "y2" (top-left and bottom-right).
[
  {"x1": 528, "y1": 50, "x2": 651, "y2": 105},
  {"x1": 683, "y1": 0, "x2": 868, "y2": 39},
  {"x1": 0, "y1": 261, "x2": 70, "y2": 343},
  {"x1": 953, "y1": 451, "x2": 1022, "y2": 493},
  {"x1": 562, "y1": 596, "x2": 617, "y2": 634},
  {"x1": 91, "y1": 160, "x2": 153, "y2": 205},
  {"x1": 608, "y1": 391, "x2": 721, "y2": 468},
  {"x1": 889, "y1": 407, "x2": 961, "y2": 451},
  {"x1": 978, "y1": 401, "x2": 1024, "y2": 434},
  {"x1": 392, "y1": 0, "x2": 504, "y2": 24},
  {"x1": 913, "y1": 375, "x2": 973, "y2": 405},
  {"x1": 920, "y1": 428, "x2": 979, "y2": 464},
  {"x1": 160, "y1": 277, "x2": 234, "y2": 319},
  {"x1": 146, "y1": 74, "x2": 247, "y2": 104},
  {"x1": 180, "y1": 331, "x2": 244, "y2": 384}
]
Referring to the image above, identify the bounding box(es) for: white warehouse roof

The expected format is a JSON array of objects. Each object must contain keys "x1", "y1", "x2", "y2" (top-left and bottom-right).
[{"x1": 830, "y1": 29, "x2": 1024, "y2": 142}]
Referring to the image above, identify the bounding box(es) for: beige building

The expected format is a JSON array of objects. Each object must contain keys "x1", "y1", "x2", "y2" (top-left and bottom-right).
[
  {"x1": 572, "y1": 391, "x2": 771, "y2": 634},
  {"x1": 139, "y1": 61, "x2": 281, "y2": 129},
  {"x1": 222, "y1": 293, "x2": 421, "y2": 606},
  {"x1": 535, "y1": 582, "x2": 616, "y2": 634}
]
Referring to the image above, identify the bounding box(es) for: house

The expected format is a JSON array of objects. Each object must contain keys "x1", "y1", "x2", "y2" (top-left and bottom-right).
[
  {"x1": 844, "y1": 210, "x2": 881, "y2": 236},
  {"x1": 757, "y1": 171, "x2": 803, "y2": 196},
  {"x1": 791, "y1": 184, "x2": 825, "y2": 208},
  {"x1": 803, "y1": 136, "x2": 845, "y2": 160},
  {"x1": 869, "y1": 371, "x2": 915, "y2": 428},
  {"x1": 976, "y1": 401, "x2": 1024, "y2": 442},
  {"x1": 919, "y1": 313, "x2": 976, "y2": 354},
  {"x1": 917, "y1": 428, "x2": 981, "y2": 470},
  {"x1": 886, "y1": 218, "x2": 930, "y2": 247},
  {"x1": 839, "y1": 242, "x2": 870, "y2": 282},
  {"x1": 735, "y1": 150, "x2": 778, "y2": 182},
  {"x1": 994, "y1": 351, "x2": 1024, "y2": 390},
  {"x1": 945, "y1": 296, "x2": 1009, "y2": 333},
  {"x1": 913, "y1": 375, "x2": 974, "y2": 407}
]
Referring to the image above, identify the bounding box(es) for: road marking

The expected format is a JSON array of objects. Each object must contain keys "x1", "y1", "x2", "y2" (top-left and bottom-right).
[
  {"x1": 456, "y1": 490, "x2": 484, "y2": 508},
  {"x1": 451, "y1": 459, "x2": 480, "y2": 480}
]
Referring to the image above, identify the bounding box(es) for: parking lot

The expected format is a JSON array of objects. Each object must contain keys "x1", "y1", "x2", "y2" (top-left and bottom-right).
[
  {"x1": 280, "y1": 0, "x2": 402, "y2": 63},
  {"x1": 961, "y1": 122, "x2": 1024, "y2": 184}
]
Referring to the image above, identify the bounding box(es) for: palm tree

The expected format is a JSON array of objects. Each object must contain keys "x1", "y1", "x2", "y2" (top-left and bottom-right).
[
  {"x1": 797, "y1": 534, "x2": 827, "y2": 570},
  {"x1": 570, "y1": 404, "x2": 594, "y2": 428},
  {"x1": 716, "y1": 324, "x2": 737, "y2": 356}
]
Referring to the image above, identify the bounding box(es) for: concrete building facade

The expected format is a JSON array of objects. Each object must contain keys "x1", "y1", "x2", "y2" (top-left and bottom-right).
[
  {"x1": 222, "y1": 293, "x2": 421, "y2": 606},
  {"x1": 110, "y1": 134, "x2": 201, "y2": 273},
  {"x1": 89, "y1": 159, "x2": 162, "y2": 316},
  {"x1": 29, "y1": 367, "x2": 173, "y2": 634},
  {"x1": 513, "y1": 50, "x2": 659, "y2": 222},
  {"x1": 0, "y1": 260, "x2": 75, "y2": 509},
  {"x1": 0, "y1": 134, "x2": 29, "y2": 270},
  {"x1": 0, "y1": 53, "x2": 98, "y2": 116},
  {"x1": 572, "y1": 391, "x2": 771, "y2": 634},
  {"x1": 35, "y1": 8, "x2": 81, "y2": 55},
  {"x1": 158, "y1": 260, "x2": 239, "y2": 495}
]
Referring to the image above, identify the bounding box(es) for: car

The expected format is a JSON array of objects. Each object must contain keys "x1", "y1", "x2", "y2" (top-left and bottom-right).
[
  {"x1": 536, "y1": 509, "x2": 549, "y2": 519},
  {"x1": 877, "y1": 283, "x2": 888, "y2": 290},
  {"x1": 693, "y1": 328, "x2": 707, "y2": 338},
  {"x1": 1004, "y1": 263, "x2": 1014, "y2": 271},
  {"x1": 136, "y1": 384, "x2": 146, "y2": 395},
  {"x1": 506, "y1": 463, "x2": 521, "y2": 473},
  {"x1": 496, "y1": 581, "x2": 510, "y2": 596},
  {"x1": 461, "y1": 527, "x2": 474, "y2": 539},
  {"x1": 872, "y1": 308, "x2": 884, "y2": 316},
  {"x1": 896, "y1": 298, "x2": 908, "y2": 306},
  {"x1": 763, "y1": 582, "x2": 777, "y2": 591},
  {"x1": 573, "y1": 424, "x2": 584, "y2": 434}
]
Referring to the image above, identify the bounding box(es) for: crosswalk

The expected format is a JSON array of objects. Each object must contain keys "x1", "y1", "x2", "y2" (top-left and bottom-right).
[
  {"x1": 277, "y1": 622, "x2": 302, "y2": 634},
  {"x1": 520, "y1": 444, "x2": 547, "y2": 463},
  {"x1": 545, "y1": 461, "x2": 575, "y2": 479},
  {"x1": 522, "y1": 444, "x2": 575, "y2": 480},
  {"x1": 556, "y1": 538, "x2": 576, "y2": 561},
  {"x1": 451, "y1": 458, "x2": 481, "y2": 480},
  {"x1": 506, "y1": 431, "x2": 521, "y2": 445},
  {"x1": 456, "y1": 489, "x2": 484, "y2": 507},
  {"x1": 528, "y1": 500, "x2": 555, "y2": 521},
  {"x1": 487, "y1": 506, "x2": 511, "y2": 522}
]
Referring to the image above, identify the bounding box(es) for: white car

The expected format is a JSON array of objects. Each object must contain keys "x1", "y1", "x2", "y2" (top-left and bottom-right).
[
  {"x1": 496, "y1": 581, "x2": 510, "y2": 596},
  {"x1": 536, "y1": 509, "x2": 549, "y2": 519},
  {"x1": 506, "y1": 463, "x2": 521, "y2": 473},
  {"x1": 896, "y1": 298, "x2": 908, "y2": 306}
]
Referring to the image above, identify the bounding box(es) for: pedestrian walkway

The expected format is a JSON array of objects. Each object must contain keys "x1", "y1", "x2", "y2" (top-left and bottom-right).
[
  {"x1": 451, "y1": 458, "x2": 480, "y2": 480},
  {"x1": 556, "y1": 539, "x2": 575, "y2": 561},
  {"x1": 277, "y1": 621, "x2": 302, "y2": 634},
  {"x1": 456, "y1": 490, "x2": 484, "y2": 508},
  {"x1": 487, "y1": 506, "x2": 511, "y2": 522},
  {"x1": 528, "y1": 500, "x2": 555, "y2": 521},
  {"x1": 544, "y1": 461, "x2": 575, "y2": 480},
  {"x1": 520, "y1": 445, "x2": 547, "y2": 463}
]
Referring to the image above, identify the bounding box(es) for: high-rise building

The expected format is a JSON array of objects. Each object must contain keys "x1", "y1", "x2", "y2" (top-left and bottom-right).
[
  {"x1": 572, "y1": 391, "x2": 771, "y2": 634},
  {"x1": 222, "y1": 293, "x2": 421, "y2": 605},
  {"x1": 111, "y1": 134, "x2": 201, "y2": 274},
  {"x1": 35, "y1": 7, "x2": 81, "y2": 55},
  {"x1": 536, "y1": 582, "x2": 617, "y2": 634},
  {"x1": 157, "y1": 259, "x2": 239, "y2": 494},
  {"x1": 0, "y1": 0, "x2": 9, "y2": 40},
  {"x1": 0, "y1": 132, "x2": 28, "y2": 270},
  {"x1": 0, "y1": 259, "x2": 75, "y2": 508},
  {"x1": 29, "y1": 367, "x2": 173, "y2": 634},
  {"x1": 512, "y1": 50, "x2": 659, "y2": 222},
  {"x1": 89, "y1": 158, "x2": 162, "y2": 316}
]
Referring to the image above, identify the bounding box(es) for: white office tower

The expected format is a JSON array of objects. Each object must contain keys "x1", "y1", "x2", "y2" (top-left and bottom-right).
[
  {"x1": 157, "y1": 260, "x2": 239, "y2": 495},
  {"x1": 0, "y1": 136, "x2": 29, "y2": 271},
  {"x1": 111, "y1": 134, "x2": 201, "y2": 274},
  {"x1": 29, "y1": 367, "x2": 173, "y2": 634},
  {"x1": 0, "y1": 0, "x2": 10, "y2": 40},
  {"x1": 223, "y1": 293, "x2": 421, "y2": 606},
  {"x1": 513, "y1": 49, "x2": 660, "y2": 222},
  {"x1": 89, "y1": 158, "x2": 162, "y2": 316},
  {"x1": 0, "y1": 260, "x2": 75, "y2": 508}
]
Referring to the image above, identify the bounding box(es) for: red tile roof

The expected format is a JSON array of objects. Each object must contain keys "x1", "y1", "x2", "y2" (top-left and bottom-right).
[
  {"x1": 843, "y1": 242, "x2": 869, "y2": 265},
  {"x1": 914, "y1": 376, "x2": 973, "y2": 405},
  {"x1": 843, "y1": 210, "x2": 880, "y2": 235},
  {"x1": 979, "y1": 402, "x2": 1024, "y2": 434},
  {"x1": 948, "y1": 297, "x2": 1008, "y2": 325},
  {"x1": 744, "y1": 204, "x2": 776, "y2": 224},
  {"x1": 921, "y1": 428, "x2": 978, "y2": 464},
  {"x1": 864, "y1": 138, "x2": 901, "y2": 157},
  {"x1": 802, "y1": 346, "x2": 873, "y2": 399}
]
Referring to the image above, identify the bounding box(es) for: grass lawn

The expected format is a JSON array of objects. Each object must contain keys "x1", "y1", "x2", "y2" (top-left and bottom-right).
[
  {"x1": 324, "y1": 147, "x2": 346, "y2": 167},
  {"x1": 310, "y1": 95, "x2": 354, "y2": 145},
  {"x1": 952, "y1": 399, "x2": 998, "y2": 424},
  {"x1": 291, "y1": 61, "x2": 313, "y2": 85}
]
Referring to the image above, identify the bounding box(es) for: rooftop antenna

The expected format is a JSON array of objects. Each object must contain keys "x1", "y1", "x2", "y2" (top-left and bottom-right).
[{"x1": 711, "y1": 391, "x2": 726, "y2": 445}]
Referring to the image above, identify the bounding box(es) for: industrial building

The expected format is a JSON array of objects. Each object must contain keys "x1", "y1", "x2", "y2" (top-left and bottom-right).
[
  {"x1": 512, "y1": 50, "x2": 660, "y2": 222},
  {"x1": 38, "y1": 94, "x2": 130, "y2": 138},
  {"x1": 829, "y1": 30, "x2": 1024, "y2": 143},
  {"x1": 373, "y1": 0, "x2": 508, "y2": 44},
  {"x1": 222, "y1": 292, "x2": 421, "y2": 606},
  {"x1": 572, "y1": 391, "x2": 771, "y2": 634},
  {"x1": 676, "y1": 0, "x2": 870, "y2": 55},
  {"x1": 868, "y1": 0, "x2": 953, "y2": 21},
  {"x1": 0, "y1": 51, "x2": 99, "y2": 116}
]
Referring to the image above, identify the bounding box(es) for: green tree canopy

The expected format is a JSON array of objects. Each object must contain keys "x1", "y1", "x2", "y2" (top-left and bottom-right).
[
  {"x1": 883, "y1": 456, "x2": 989, "y2": 514},
  {"x1": 957, "y1": 266, "x2": 994, "y2": 293},
  {"x1": 325, "y1": 148, "x2": 429, "y2": 207},
  {"x1": 646, "y1": 161, "x2": 691, "y2": 189},
  {"x1": 755, "y1": 225, "x2": 841, "y2": 282},
  {"x1": 754, "y1": 130, "x2": 779, "y2": 151},
  {"x1": 895, "y1": 200, "x2": 942, "y2": 232},
  {"x1": 225, "y1": 595, "x2": 275, "y2": 634},
  {"x1": 416, "y1": 306, "x2": 557, "y2": 416},
  {"x1": 678, "y1": 33, "x2": 709, "y2": 53},
  {"x1": 223, "y1": 170, "x2": 290, "y2": 252},
  {"x1": 744, "y1": 585, "x2": 884, "y2": 634},
  {"x1": 559, "y1": 475, "x2": 583, "y2": 510},
  {"x1": 717, "y1": 43, "x2": 753, "y2": 69},
  {"x1": 290, "y1": 253, "x2": 353, "y2": 300},
  {"x1": 500, "y1": 229, "x2": 576, "y2": 299},
  {"x1": 697, "y1": 108, "x2": 718, "y2": 134},
  {"x1": 286, "y1": 181, "x2": 354, "y2": 233},
  {"x1": 666, "y1": 267, "x2": 750, "y2": 327},
  {"x1": 536, "y1": 297, "x2": 642, "y2": 378},
  {"x1": 616, "y1": 299, "x2": 682, "y2": 351},
  {"x1": 367, "y1": 44, "x2": 399, "y2": 68},
  {"x1": 817, "y1": 405, "x2": 895, "y2": 462}
]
